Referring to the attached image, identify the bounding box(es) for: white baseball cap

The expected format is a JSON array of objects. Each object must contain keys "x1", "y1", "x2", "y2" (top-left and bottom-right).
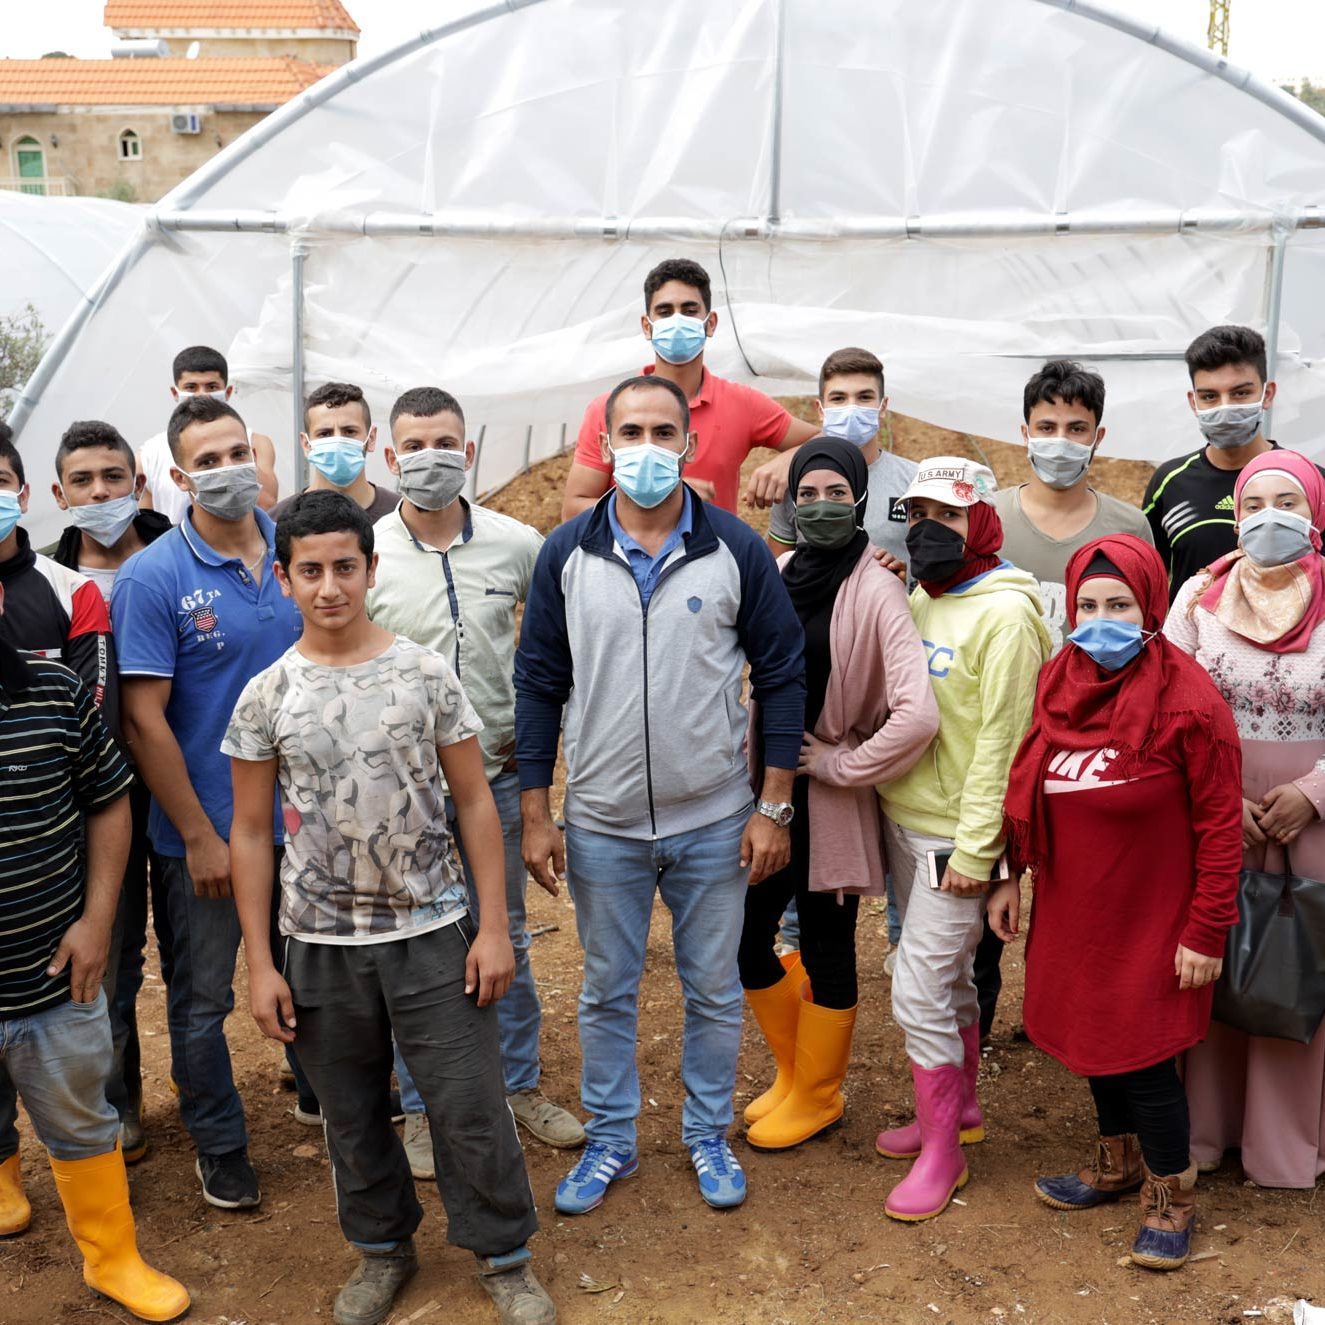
[{"x1": 900, "y1": 456, "x2": 998, "y2": 507}]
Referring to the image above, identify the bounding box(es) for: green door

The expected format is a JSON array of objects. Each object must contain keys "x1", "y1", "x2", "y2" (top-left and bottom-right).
[{"x1": 16, "y1": 139, "x2": 45, "y2": 195}]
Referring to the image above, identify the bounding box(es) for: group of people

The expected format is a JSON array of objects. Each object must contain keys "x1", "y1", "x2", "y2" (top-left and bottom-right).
[{"x1": 0, "y1": 255, "x2": 1320, "y2": 1325}]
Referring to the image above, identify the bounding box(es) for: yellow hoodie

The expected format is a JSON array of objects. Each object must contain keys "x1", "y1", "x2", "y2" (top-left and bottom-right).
[{"x1": 879, "y1": 563, "x2": 1051, "y2": 879}]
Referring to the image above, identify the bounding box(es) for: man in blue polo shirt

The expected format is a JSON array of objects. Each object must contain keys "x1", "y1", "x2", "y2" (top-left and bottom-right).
[{"x1": 113, "y1": 395, "x2": 302, "y2": 1212}]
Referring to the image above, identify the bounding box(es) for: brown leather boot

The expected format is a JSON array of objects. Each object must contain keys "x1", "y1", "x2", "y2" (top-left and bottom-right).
[
  {"x1": 1130, "y1": 1162, "x2": 1197, "y2": 1270},
  {"x1": 1034, "y1": 1133, "x2": 1143, "y2": 1210}
]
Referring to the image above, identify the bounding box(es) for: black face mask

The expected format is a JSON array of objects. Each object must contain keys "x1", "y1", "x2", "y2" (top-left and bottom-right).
[{"x1": 906, "y1": 518, "x2": 967, "y2": 582}]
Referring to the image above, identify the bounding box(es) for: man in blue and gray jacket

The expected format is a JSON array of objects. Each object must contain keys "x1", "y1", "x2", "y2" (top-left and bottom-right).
[{"x1": 516, "y1": 374, "x2": 805, "y2": 1218}]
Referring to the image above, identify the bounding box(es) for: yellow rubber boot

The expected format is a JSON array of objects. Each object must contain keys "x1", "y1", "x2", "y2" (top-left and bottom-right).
[
  {"x1": 0, "y1": 1154, "x2": 31, "y2": 1236},
  {"x1": 747, "y1": 998, "x2": 857, "y2": 1150},
  {"x1": 742, "y1": 953, "x2": 806, "y2": 1125},
  {"x1": 48, "y1": 1145, "x2": 191, "y2": 1323}
]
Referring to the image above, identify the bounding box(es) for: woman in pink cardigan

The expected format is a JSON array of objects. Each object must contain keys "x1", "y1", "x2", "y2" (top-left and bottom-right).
[{"x1": 740, "y1": 437, "x2": 939, "y2": 1150}]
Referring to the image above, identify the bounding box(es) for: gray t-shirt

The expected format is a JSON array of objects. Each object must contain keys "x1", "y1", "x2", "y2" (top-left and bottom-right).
[
  {"x1": 992, "y1": 484, "x2": 1153, "y2": 653},
  {"x1": 222, "y1": 636, "x2": 481, "y2": 943},
  {"x1": 768, "y1": 449, "x2": 918, "y2": 565}
]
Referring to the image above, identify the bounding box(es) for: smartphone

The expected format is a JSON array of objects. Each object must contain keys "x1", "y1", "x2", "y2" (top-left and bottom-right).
[{"x1": 926, "y1": 851, "x2": 1011, "y2": 890}]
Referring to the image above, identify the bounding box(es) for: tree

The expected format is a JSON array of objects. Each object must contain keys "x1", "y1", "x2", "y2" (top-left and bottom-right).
[
  {"x1": 0, "y1": 304, "x2": 49, "y2": 421},
  {"x1": 41, "y1": 50, "x2": 72, "y2": 59},
  {"x1": 1283, "y1": 80, "x2": 1325, "y2": 118}
]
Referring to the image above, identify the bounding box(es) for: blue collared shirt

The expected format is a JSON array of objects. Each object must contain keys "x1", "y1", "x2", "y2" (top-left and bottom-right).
[
  {"x1": 111, "y1": 507, "x2": 304, "y2": 855},
  {"x1": 607, "y1": 489, "x2": 693, "y2": 609}
]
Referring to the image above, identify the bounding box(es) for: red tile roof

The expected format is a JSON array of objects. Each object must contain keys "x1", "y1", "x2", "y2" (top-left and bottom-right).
[
  {"x1": 104, "y1": 2, "x2": 359, "y2": 35},
  {"x1": 0, "y1": 57, "x2": 336, "y2": 106}
]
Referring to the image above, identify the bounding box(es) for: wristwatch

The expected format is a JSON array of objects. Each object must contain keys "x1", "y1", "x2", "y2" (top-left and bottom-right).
[{"x1": 756, "y1": 799, "x2": 795, "y2": 828}]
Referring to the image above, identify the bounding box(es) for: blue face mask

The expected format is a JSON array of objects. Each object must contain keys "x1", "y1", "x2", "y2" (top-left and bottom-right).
[
  {"x1": 822, "y1": 404, "x2": 881, "y2": 447},
  {"x1": 307, "y1": 437, "x2": 367, "y2": 489},
  {"x1": 0, "y1": 491, "x2": 22, "y2": 542},
  {"x1": 1068, "y1": 618, "x2": 1152, "y2": 671},
  {"x1": 648, "y1": 313, "x2": 708, "y2": 366},
  {"x1": 610, "y1": 441, "x2": 683, "y2": 509}
]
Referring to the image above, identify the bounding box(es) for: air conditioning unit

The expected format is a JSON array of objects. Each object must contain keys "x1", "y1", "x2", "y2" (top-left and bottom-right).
[{"x1": 170, "y1": 113, "x2": 202, "y2": 134}]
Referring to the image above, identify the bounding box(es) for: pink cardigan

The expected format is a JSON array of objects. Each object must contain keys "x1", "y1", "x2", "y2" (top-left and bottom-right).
[{"x1": 751, "y1": 547, "x2": 939, "y2": 896}]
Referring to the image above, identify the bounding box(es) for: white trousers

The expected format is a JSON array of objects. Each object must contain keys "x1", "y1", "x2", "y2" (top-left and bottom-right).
[{"x1": 884, "y1": 817, "x2": 987, "y2": 1071}]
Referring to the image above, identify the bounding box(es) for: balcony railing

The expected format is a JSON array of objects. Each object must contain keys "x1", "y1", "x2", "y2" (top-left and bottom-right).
[{"x1": 0, "y1": 176, "x2": 78, "y2": 197}]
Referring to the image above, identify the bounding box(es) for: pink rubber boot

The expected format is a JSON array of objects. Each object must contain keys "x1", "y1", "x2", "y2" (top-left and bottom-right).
[
  {"x1": 876, "y1": 1022, "x2": 985, "y2": 1159},
  {"x1": 884, "y1": 1061, "x2": 970, "y2": 1222}
]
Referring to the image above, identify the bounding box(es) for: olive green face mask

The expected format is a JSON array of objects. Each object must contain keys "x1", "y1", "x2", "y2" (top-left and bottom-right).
[{"x1": 795, "y1": 498, "x2": 860, "y2": 550}]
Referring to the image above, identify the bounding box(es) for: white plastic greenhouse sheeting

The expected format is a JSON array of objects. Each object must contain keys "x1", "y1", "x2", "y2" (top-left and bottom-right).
[
  {"x1": 10, "y1": 0, "x2": 1325, "y2": 545},
  {"x1": 0, "y1": 192, "x2": 142, "y2": 331}
]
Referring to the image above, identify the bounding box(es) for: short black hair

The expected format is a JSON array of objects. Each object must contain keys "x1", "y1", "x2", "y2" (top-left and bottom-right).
[
  {"x1": 389, "y1": 386, "x2": 465, "y2": 431},
  {"x1": 1185, "y1": 325, "x2": 1267, "y2": 385},
  {"x1": 643, "y1": 258, "x2": 712, "y2": 315},
  {"x1": 1023, "y1": 359, "x2": 1106, "y2": 426},
  {"x1": 172, "y1": 345, "x2": 228, "y2": 384},
  {"x1": 275, "y1": 489, "x2": 374, "y2": 570},
  {"x1": 819, "y1": 347, "x2": 885, "y2": 398},
  {"x1": 0, "y1": 422, "x2": 22, "y2": 487},
  {"x1": 305, "y1": 381, "x2": 371, "y2": 432},
  {"x1": 56, "y1": 420, "x2": 135, "y2": 482},
  {"x1": 166, "y1": 394, "x2": 246, "y2": 463},
  {"x1": 604, "y1": 375, "x2": 690, "y2": 433}
]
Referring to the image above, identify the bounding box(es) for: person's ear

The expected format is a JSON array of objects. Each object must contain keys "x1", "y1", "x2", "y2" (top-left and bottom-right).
[
  {"x1": 224, "y1": 385, "x2": 234, "y2": 401},
  {"x1": 1093, "y1": 426, "x2": 1107, "y2": 453},
  {"x1": 1020, "y1": 423, "x2": 1031, "y2": 444},
  {"x1": 364, "y1": 425, "x2": 378, "y2": 453},
  {"x1": 704, "y1": 310, "x2": 718, "y2": 336},
  {"x1": 463, "y1": 440, "x2": 476, "y2": 472},
  {"x1": 170, "y1": 386, "x2": 181, "y2": 402},
  {"x1": 52, "y1": 482, "x2": 70, "y2": 512},
  {"x1": 1187, "y1": 389, "x2": 1198, "y2": 416},
  {"x1": 684, "y1": 431, "x2": 698, "y2": 464},
  {"x1": 384, "y1": 446, "x2": 400, "y2": 478},
  {"x1": 273, "y1": 560, "x2": 293, "y2": 598},
  {"x1": 599, "y1": 431, "x2": 612, "y2": 467},
  {"x1": 18, "y1": 486, "x2": 29, "y2": 516},
  {"x1": 300, "y1": 433, "x2": 312, "y2": 456},
  {"x1": 814, "y1": 399, "x2": 825, "y2": 421},
  {"x1": 1263, "y1": 381, "x2": 1277, "y2": 410},
  {"x1": 641, "y1": 314, "x2": 653, "y2": 341},
  {"x1": 169, "y1": 465, "x2": 192, "y2": 494},
  {"x1": 367, "y1": 551, "x2": 379, "y2": 590},
  {"x1": 134, "y1": 471, "x2": 147, "y2": 499}
]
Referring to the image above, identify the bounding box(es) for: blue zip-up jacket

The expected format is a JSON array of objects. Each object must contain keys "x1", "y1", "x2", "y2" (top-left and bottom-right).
[{"x1": 515, "y1": 493, "x2": 806, "y2": 841}]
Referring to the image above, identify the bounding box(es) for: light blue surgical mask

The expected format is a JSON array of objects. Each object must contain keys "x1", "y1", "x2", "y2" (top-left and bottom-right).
[
  {"x1": 610, "y1": 441, "x2": 683, "y2": 509},
  {"x1": 1068, "y1": 618, "x2": 1153, "y2": 670},
  {"x1": 648, "y1": 313, "x2": 708, "y2": 366},
  {"x1": 822, "y1": 405, "x2": 881, "y2": 447},
  {"x1": 0, "y1": 491, "x2": 20, "y2": 542},
  {"x1": 68, "y1": 493, "x2": 138, "y2": 548},
  {"x1": 307, "y1": 438, "x2": 367, "y2": 489}
]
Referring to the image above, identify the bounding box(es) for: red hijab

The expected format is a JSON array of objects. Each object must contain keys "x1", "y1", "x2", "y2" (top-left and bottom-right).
[
  {"x1": 1197, "y1": 449, "x2": 1325, "y2": 654},
  {"x1": 917, "y1": 499, "x2": 1005, "y2": 598},
  {"x1": 1003, "y1": 534, "x2": 1238, "y2": 874}
]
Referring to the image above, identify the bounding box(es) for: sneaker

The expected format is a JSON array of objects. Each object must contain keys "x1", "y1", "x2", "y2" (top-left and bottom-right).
[
  {"x1": 508, "y1": 1088, "x2": 586, "y2": 1149},
  {"x1": 294, "y1": 1097, "x2": 322, "y2": 1127},
  {"x1": 689, "y1": 1136, "x2": 747, "y2": 1209},
  {"x1": 475, "y1": 1249, "x2": 556, "y2": 1325},
  {"x1": 883, "y1": 949, "x2": 898, "y2": 978},
  {"x1": 554, "y1": 1142, "x2": 638, "y2": 1215},
  {"x1": 119, "y1": 1107, "x2": 148, "y2": 1164},
  {"x1": 195, "y1": 1149, "x2": 261, "y2": 1210},
  {"x1": 402, "y1": 1113, "x2": 435, "y2": 1181},
  {"x1": 334, "y1": 1237, "x2": 418, "y2": 1325}
]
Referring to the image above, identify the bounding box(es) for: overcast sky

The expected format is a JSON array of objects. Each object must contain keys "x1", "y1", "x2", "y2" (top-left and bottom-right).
[{"x1": 3, "y1": 0, "x2": 1323, "y2": 86}]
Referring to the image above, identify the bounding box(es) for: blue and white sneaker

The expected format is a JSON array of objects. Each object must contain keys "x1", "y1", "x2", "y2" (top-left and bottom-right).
[
  {"x1": 689, "y1": 1136, "x2": 747, "y2": 1209},
  {"x1": 554, "y1": 1143, "x2": 638, "y2": 1215}
]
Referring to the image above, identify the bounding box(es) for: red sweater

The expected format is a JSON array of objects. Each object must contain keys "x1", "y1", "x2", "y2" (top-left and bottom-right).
[{"x1": 1022, "y1": 727, "x2": 1241, "y2": 1076}]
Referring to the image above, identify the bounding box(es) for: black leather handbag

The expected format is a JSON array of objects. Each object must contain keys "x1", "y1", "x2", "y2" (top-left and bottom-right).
[{"x1": 1211, "y1": 852, "x2": 1325, "y2": 1045}]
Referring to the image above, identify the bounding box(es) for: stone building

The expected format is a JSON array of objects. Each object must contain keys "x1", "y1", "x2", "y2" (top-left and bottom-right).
[{"x1": 0, "y1": 2, "x2": 357, "y2": 202}]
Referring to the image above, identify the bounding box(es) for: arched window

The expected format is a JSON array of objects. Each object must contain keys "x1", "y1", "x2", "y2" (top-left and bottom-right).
[
  {"x1": 14, "y1": 136, "x2": 45, "y2": 194},
  {"x1": 118, "y1": 129, "x2": 143, "y2": 161}
]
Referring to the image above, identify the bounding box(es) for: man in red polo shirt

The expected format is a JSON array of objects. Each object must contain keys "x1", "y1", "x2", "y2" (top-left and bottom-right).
[{"x1": 560, "y1": 259, "x2": 819, "y2": 521}]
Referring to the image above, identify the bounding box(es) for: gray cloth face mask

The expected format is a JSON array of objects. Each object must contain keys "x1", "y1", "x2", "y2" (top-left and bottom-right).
[
  {"x1": 395, "y1": 448, "x2": 468, "y2": 511},
  {"x1": 186, "y1": 461, "x2": 262, "y2": 521},
  {"x1": 1195, "y1": 394, "x2": 1265, "y2": 450},
  {"x1": 1026, "y1": 436, "x2": 1094, "y2": 490}
]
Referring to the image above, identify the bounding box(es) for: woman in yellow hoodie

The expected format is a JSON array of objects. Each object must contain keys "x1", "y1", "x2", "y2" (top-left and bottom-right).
[{"x1": 875, "y1": 458, "x2": 1051, "y2": 1222}]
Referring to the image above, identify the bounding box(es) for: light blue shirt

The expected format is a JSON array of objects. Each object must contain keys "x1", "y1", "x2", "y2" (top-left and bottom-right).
[{"x1": 607, "y1": 489, "x2": 694, "y2": 609}]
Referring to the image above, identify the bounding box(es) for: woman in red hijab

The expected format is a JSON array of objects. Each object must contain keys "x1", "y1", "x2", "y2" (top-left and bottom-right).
[
  {"x1": 993, "y1": 534, "x2": 1241, "y2": 1272},
  {"x1": 1165, "y1": 448, "x2": 1325, "y2": 1191}
]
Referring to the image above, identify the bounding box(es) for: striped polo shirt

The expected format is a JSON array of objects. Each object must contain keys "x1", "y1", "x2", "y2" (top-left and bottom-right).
[{"x1": 0, "y1": 639, "x2": 132, "y2": 1020}]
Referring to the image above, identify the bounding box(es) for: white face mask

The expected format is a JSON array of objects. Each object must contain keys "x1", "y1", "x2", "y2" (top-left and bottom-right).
[
  {"x1": 68, "y1": 493, "x2": 139, "y2": 548},
  {"x1": 1238, "y1": 506, "x2": 1317, "y2": 567}
]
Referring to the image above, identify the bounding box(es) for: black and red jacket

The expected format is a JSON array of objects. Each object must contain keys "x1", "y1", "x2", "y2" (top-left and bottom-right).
[{"x1": 0, "y1": 528, "x2": 118, "y2": 737}]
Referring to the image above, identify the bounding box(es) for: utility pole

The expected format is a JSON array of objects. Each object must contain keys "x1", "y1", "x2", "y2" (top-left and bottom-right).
[{"x1": 1208, "y1": 0, "x2": 1230, "y2": 56}]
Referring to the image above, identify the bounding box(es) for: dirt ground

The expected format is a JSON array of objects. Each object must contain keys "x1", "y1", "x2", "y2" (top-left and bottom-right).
[{"x1": 5, "y1": 409, "x2": 1321, "y2": 1325}]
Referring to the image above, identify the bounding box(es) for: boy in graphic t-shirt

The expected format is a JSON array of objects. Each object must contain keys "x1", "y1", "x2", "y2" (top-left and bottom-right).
[{"x1": 225, "y1": 491, "x2": 553, "y2": 1325}]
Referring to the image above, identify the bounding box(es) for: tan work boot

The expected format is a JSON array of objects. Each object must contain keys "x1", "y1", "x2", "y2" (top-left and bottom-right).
[
  {"x1": 334, "y1": 1238, "x2": 418, "y2": 1325},
  {"x1": 1131, "y1": 1162, "x2": 1198, "y2": 1270},
  {"x1": 1035, "y1": 1133, "x2": 1144, "y2": 1210},
  {"x1": 476, "y1": 1251, "x2": 556, "y2": 1325},
  {"x1": 401, "y1": 1114, "x2": 434, "y2": 1181},
  {"x1": 507, "y1": 1089, "x2": 585, "y2": 1149}
]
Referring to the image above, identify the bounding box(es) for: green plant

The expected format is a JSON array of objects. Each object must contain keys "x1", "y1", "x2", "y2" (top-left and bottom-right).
[
  {"x1": 98, "y1": 177, "x2": 139, "y2": 203},
  {"x1": 0, "y1": 304, "x2": 49, "y2": 421}
]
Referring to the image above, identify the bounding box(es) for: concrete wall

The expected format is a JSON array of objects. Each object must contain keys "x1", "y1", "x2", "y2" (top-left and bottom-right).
[
  {"x1": 155, "y1": 35, "x2": 355, "y2": 62},
  {"x1": 1, "y1": 108, "x2": 269, "y2": 201}
]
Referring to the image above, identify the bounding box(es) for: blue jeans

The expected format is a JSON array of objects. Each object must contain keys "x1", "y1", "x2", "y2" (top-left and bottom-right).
[
  {"x1": 395, "y1": 771, "x2": 540, "y2": 1111},
  {"x1": 565, "y1": 805, "x2": 751, "y2": 1151},
  {"x1": 157, "y1": 852, "x2": 248, "y2": 1156},
  {"x1": 0, "y1": 992, "x2": 120, "y2": 1160}
]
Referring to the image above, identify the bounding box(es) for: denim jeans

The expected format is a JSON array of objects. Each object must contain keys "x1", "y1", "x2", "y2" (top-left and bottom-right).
[
  {"x1": 156, "y1": 852, "x2": 248, "y2": 1156},
  {"x1": 396, "y1": 770, "x2": 540, "y2": 1112},
  {"x1": 564, "y1": 804, "x2": 751, "y2": 1151},
  {"x1": 0, "y1": 992, "x2": 120, "y2": 1160}
]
